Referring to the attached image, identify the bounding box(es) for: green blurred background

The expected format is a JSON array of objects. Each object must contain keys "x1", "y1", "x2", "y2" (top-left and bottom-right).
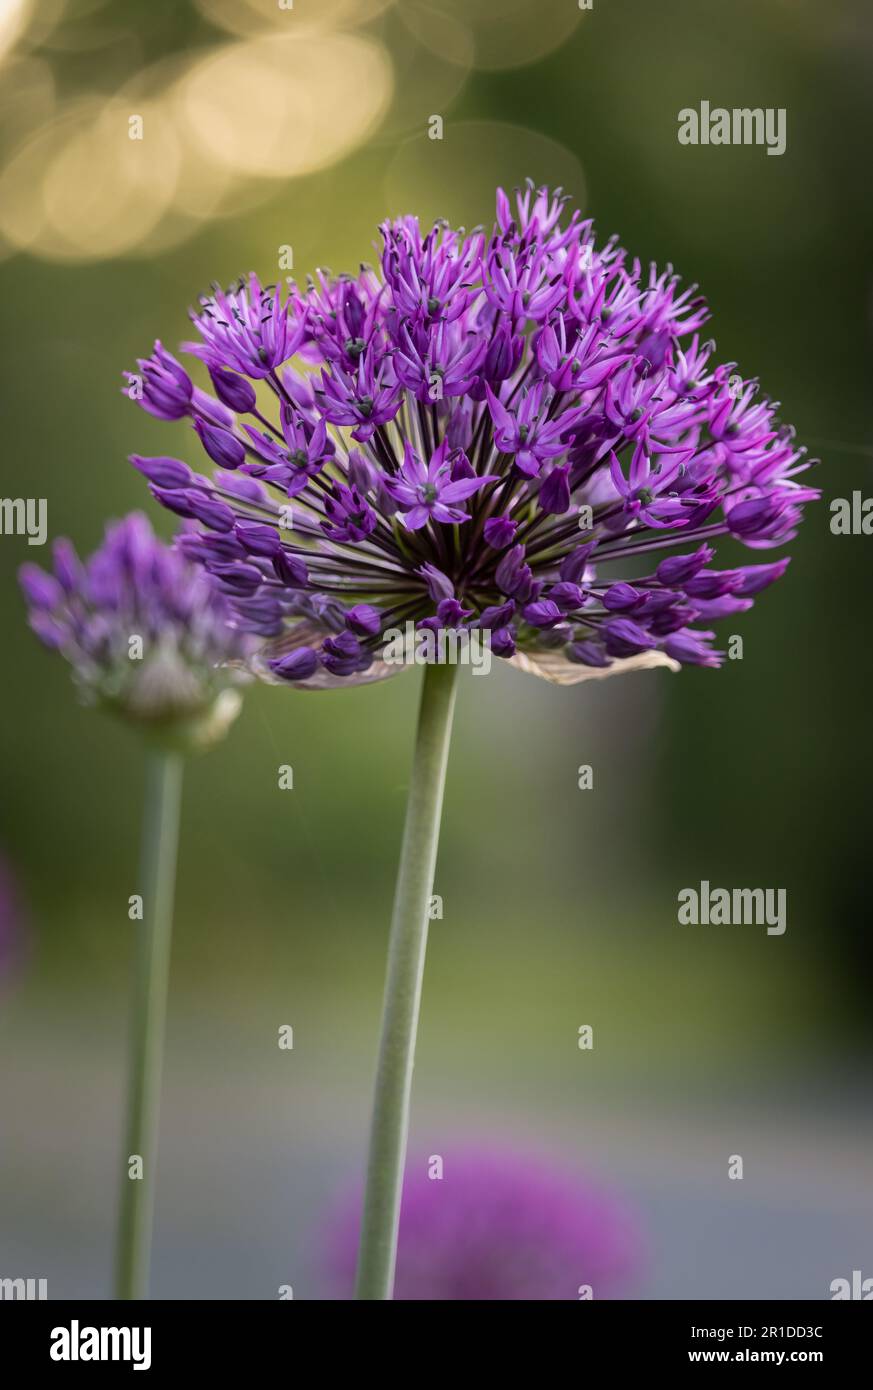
[{"x1": 1, "y1": 0, "x2": 871, "y2": 1298}]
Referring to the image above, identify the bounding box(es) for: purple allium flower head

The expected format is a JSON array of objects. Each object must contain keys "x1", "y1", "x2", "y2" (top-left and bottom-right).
[
  {"x1": 127, "y1": 182, "x2": 819, "y2": 689},
  {"x1": 325, "y1": 1148, "x2": 641, "y2": 1300},
  {"x1": 19, "y1": 513, "x2": 249, "y2": 749}
]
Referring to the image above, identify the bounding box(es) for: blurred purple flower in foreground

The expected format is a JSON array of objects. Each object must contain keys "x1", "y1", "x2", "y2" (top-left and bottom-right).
[
  {"x1": 19, "y1": 512, "x2": 248, "y2": 749},
  {"x1": 126, "y1": 181, "x2": 818, "y2": 689},
  {"x1": 326, "y1": 1148, "x2": 641, "y2": 1300}
]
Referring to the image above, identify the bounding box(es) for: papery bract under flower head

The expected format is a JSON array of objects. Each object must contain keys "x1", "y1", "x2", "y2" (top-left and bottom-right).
[
  {"x1": 126, "y1": 182, "x2": 819, "y2": 690},
  {"x1": 20, "y1": 513, "x2": 249, "y2": 749}
]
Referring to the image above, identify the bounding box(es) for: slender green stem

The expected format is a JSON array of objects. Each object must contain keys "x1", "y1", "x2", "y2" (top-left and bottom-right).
[
  {"x1": 355, "y1": 661, "x2": 459, "y2": 1300},
  {"x1": 114, "y1": 749, "x2": 184, "y2": 1300}
]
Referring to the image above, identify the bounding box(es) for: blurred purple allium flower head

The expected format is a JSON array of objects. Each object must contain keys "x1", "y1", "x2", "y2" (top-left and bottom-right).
[
  {"x1": 326, "y1": 1148, "x2": 641, "y2": 1301},
  {"x1": 126, "y1": 182, "x2": 818, "y2": 690},
  {"x1": 19, "y1": 512, "x2": 249, "y2": 750}
]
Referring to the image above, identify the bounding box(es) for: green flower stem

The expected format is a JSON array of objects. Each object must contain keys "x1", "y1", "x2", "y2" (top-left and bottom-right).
[
  {"x1": 114, "y1": 748, "x2": 184, "y2": 1300},
  {"x1": 355, "y1": 661, "x2": 459, "y2": 1300}
]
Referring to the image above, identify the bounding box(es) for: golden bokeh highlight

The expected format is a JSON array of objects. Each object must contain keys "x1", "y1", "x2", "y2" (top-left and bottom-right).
[
  {"x1": 0, "y1": 0, "x2": 33, "y2": 64},
  {"x1": 0, "y1": 97, "x2": 182, "y2": 262},
  {"x1": 0, "y1": 22, "x2": 394, "y2": 262},
  {"x1": 0, "y1": 98, "x2": 92, "y2": 256},
  {"x1": 396, "y1": 1, "x2": 474, "y2": 70},
  {"x1": 177, "y1": 33, "x2": 393, "y2": 179},
  {"x1": 193, "y1": 0, "x2": 395, "y2": 40},
  {"x1": 43, "y1": 100, "x2": 182, "y2": 259},
  {"x1": 395, "y1": 0, "x2": 583, "y2": 71},
  {"x1": 376, "y1": 6, "x2": 471, "y2": 140},
  {"x1": 0, "y1": 54, "x2": 55, "y2": 158},
  {"x1": 1, "y1": 0, "x2": 68, "y2": 58},
  {"x1": 0, "y1": 0, "x2": 586, "y2": 264}
]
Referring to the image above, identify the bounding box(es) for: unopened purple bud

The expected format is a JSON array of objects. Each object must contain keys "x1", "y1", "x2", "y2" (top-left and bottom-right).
[
  {"x1": 19, "y1": 564, "x2": 62, "y2": 610},
  {"x1": 325, "y1": 630, "x2": 362, "y2": 659},
  {"x1": 484, "y1": 516, "x2": 517, "y2": 549},
  {"x1": 418, "y1": 563, "x2": 455, "y2": 603},
  {"x1": 125, "y1": 342, "x2": 193, "y2": 420},
  {"x1": 175, "y1": 534, "x2": 204, "y2": 561},
  {"x1": 52, "y1": 539, "x2": 83, "y2": 592},
  {"x1": 270, "y1": 647, "x2": 319, "y2": 681},
  {"x1": 484, "y1": 323, "x2": 522, "y2": 383},
  {"x1": 214, "y1": 566, "x2": 264, "y2": 597},
  {"x1": 655, "y1": 545, "x2": 713, "y2": 585},
  {"x1": 567, "y1": 640, "x2": 611, "y2": 668},
  {"x1": 221, "y1": 471, "x2": 269, "y2": 505},
  {"x1": 523, "y1": 599, "x2": 562, "y2": 628},
  {"x1": 186, "y1": 492, "x2": 236, "y2": 532},
  {"x1": 603, "y1": 582, "x2": 642, "y2": 612},
  {"x1": 513, "y1": 569, "x2": 538, "y2": 604},
  {"x1": 321, "y1": 630, "x2": 366, "y2": 675},
  {"x1": 450, "y1": 451, "x2": 475, "y2": 481},
  {"x1": 538, "y1": 464, "x2": 571, "y2": 516},
  {"x1": 638, "y1": 590, "x2": 685, "y2": 617},
  {"x1": 150, "y1": 486, "x2": 197, "y2": 520},
  {"x1": 648, "y1": 604, "x2": 694, "y2": 636},
  {"x1": 208, "y1": 366, "x2": 257, "y2": 414},
  {"x1": 559, "y1": 543, "x2": 596, "y2": 583},
  {"x1": 237, "y1": 615, "x2": 284, "y2": 638},
  {"x1": 272, "y1": 550, "x2": 309, "y2": 587},
  {"x1": 664, "y1": 630, "x2": 722, "y2": 667},
  {"x1": 233, "y1": 595, "x2": 282, "y2": 623},
  {"x1": 727, "y1": 495, "x2": 785, "y2": 537},
  {"x1": 490, "y1": 626, "x2": 516, "y2": 657},
  {"x1": 345, "y1": 603, "x2": 382, "y2": 636},
  {"x1": 347, "y1": 449, "x2": 377, "y2": 492},
  {"x1": 235, "y1": 521, "x2": 281, "y2": 557},
  {"x1": 193, "y1": 418, "x2": 246, "y2": 471},
  {"x1": 445, "y1": 399, "x2": 474, "y2": 448},
  {"x1": 683, "y1": 570, "x2": 740, "y2": 599},
  {"x1": 29, "y1": 612, "x2": 66, "y2": 648},
  {"x1": 197, "y1": 533, "x2": 246, "y2": 562},
  {"x1": 477, "y1": 601, "x2": 515, "y2": 630},
  {"x1": 733, "y1": 559, "x2": 790, "y2": 595},
  {"x1": 549, "y1": 582, "x2": 586, "y2": 612},
  {"x1": 603, "y1": 619, "x2": 653, "y2": 657},
  {"x1": 495, "y1": 543, "x2": 526, "y2": 594},
  {"x1": 131, "y1": 454, "x2": 194, "y2": 490},
  {"x1": 689, "y1": 595, "x2": 753, "y2": 619}
]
